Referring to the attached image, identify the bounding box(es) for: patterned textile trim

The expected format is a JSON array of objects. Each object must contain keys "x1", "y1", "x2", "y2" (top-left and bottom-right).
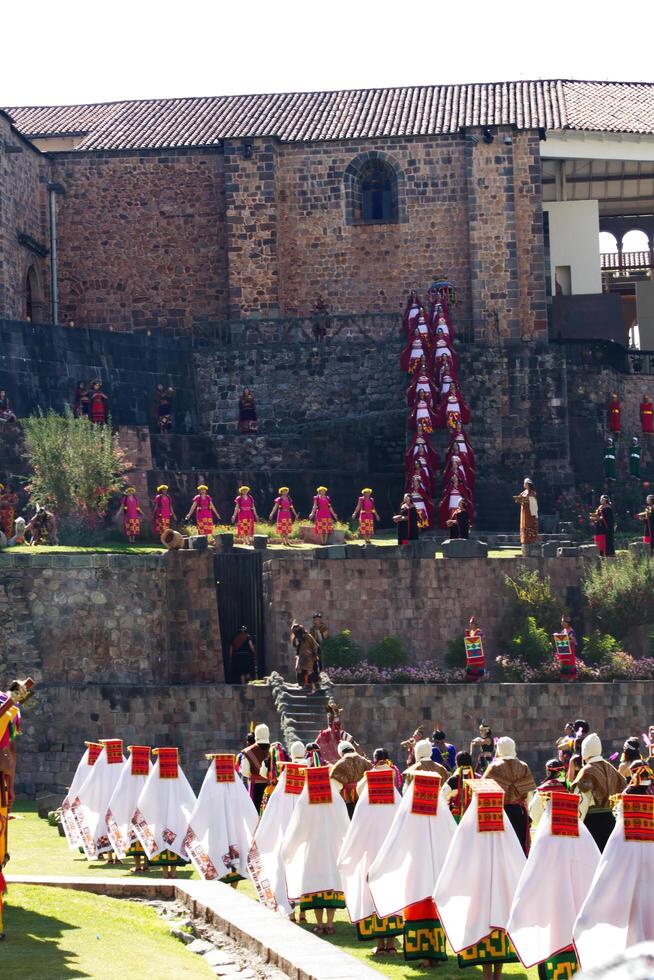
[
  {"x1": 403, "y1": 901, "x2": 447, "y2": 962},
  {"x1": 196, "y1": 516, "x2": 214, "y2": 536},
  {"x1": 277, "y1": 517, "x2": 293, "y2": 535},
  {"x1": 477, "y1": 792, "x2": 504, "y2": 832},
  {"x1": 464, "y1": 635, "x2": 485, "y2": 668},
  {"x1": 148, "y1": 848, "x2": 189, "y2": 867},
  {"x1": 220, "y1": 871, "x2": 244, "y2": 885},
  {"x1": 299, "y1": 890, "x2": 345, "y2": 910},
  {"x1": 416, "y1": 510, "x2": 429, "y2": 529},
  {"x1": 412, "y1": 773, "x2": 441, "y2": 815},
  {"x1": 237, "y1": 516, "x2": 254, "y2": 537},
  {"x1": 154, "y1": 516, "x2": 170, "y2": 534},
  {"x1": 156, "y1": 747, "x2": 179, "y2": 779},
  {"x1": 307, "y1": 766, "x2": 332, "y2": 804},
  {"x1": 356, "y1": 914, "x2": 403, "y2": 941},
  {"x1": 537, "y1": 948, "x2": 579, "y2": 980},
  {"x1": 315, "y1": 518, "x2": 333, "y2": 535},
  {"x1": 551, "y1": 791, "x2": 579, "y2": 837},
  {"x1": 103, "y1": 739, "x2": 123, "y2": 764},
  {"x1": 213, "y1": 754, "x2": 236, "y2": 783},
  {"x1": 458, "y1": 929, "x2": 518, "y2": 967},
  {"x1": 131, "y1": 746, "x2": 151, "y2": 775},
  {"x1": 623, "y1": 793, "x2": 654, "y2": 841},
  {"x1": 284, "y1": 763, "x2": 306, "y2": 795},
  {"x1": 88, "y1": 743, "x2": 103, "y2": 765},
  {"x1": 359, "y1": 517, "x2": 374, "y2": 536},
  {"x1": 127, "y1": 840, "x2": 146, "y2": 857},
  {"x1": 181, "y1": 825, "x2": 220, "y2": 878},
  {"x1": 366, "y1": 769, "x2": 395, "y2": 804}
]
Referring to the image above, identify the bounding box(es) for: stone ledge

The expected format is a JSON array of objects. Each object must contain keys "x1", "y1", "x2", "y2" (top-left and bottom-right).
[{"x1": 8, "y1": 876, "x2": 376, "y2": 980}]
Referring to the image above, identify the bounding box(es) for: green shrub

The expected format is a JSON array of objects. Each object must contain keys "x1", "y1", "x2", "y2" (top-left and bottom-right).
[
  {"x1": 581, "y1": 630, "x2": 621, "y2": 667},
  {"x1": 444, "y1": 633, "x2": 466, "y2": 669},
  {"x1": 508, "y1": 616, "x2": 552, "y2": 667},
  {"x1": 367, "y1": 636, "x2": 407, "y2": 667},
  {"x1": 499, "y1": 566, "x2": 563, "y2": 647},
  {"x1": 583, "y1": 552, "x2": 654, "y2": 640},
  {"x1": 320, "y1": 628, "x2": 363, "y2": 668}
]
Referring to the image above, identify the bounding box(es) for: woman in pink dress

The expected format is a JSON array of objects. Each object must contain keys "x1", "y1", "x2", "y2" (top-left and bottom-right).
[
  {"x1": 352, "y1": 488, "x2": 380, "y2": 544},
  {"x1": 231, "y1": 485, "x2": 259, "y2": 546},
  {"x1": 121, "y1": 487, "x2": 143, "y2": 543},
  {"x1": 152, "y1": 484, "x2": 177, "y2": 537},
  {"x1": 269, "y1": 487, "x2": 299, "y2": 547},
  {"x1": 185, "y1": 485, "x2": 220, "y2": 537},
  {"x1": 309, "y1": 487, "x2": 338, "y2": 546}
]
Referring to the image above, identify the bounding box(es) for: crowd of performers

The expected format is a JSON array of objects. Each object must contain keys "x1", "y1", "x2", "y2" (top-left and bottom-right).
[
  {"x1": 41, "y1": 704, "x2": 654, "y2": 976},
  {"x1": 400, "y1": 279, "x2": 475, "y2": 542}
]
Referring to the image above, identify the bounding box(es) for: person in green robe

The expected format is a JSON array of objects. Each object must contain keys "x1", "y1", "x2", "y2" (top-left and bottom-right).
[
  {"x1": 604, "y1": 438, "x2": 616, "y2": 481},
  {"x1": 629, "y1": 436, "x2": 642, "y2": 480}
]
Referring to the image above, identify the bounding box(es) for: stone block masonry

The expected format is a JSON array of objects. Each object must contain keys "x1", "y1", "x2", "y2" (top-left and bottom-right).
[
  {"x1": 0, "y1": 551, "x2": 224, "y2": 685},
  {"x1": 263, "y1": 556, "x2": 585, "y2": 673}
]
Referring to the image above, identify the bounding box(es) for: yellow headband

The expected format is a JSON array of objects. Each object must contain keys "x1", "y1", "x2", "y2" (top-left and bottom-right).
[
  {"x1": 156, "y1": 485, "x2": 168, "y2": 492},
  {"x1": 238, "y1": 486, "x2": 250, "y2": 494},
  {"x1": 362, "y1": 488, "x2": 373, "y2": 494},
  {"x1": 278, "y1": 487, "x2": 289, "y2": 494},
  {"x1": 126, "y1": 487, "x2": 135, "y2": 493},
  {"x1": 197, "y1": 485, "x2": 208, "y2": 492}
]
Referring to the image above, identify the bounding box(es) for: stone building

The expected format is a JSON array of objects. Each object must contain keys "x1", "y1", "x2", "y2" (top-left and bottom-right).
[{"x1": 2, "y1": 79, "x2": 654, "y2": 339}]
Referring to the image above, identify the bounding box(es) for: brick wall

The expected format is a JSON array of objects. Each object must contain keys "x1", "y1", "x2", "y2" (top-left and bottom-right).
[
  {"x1": 0, "y1": 551, "x2": 224, "y2": 686},
  {"x1": 263, "y1": 556, "x2": 585, "y2": 673},
  {"x1": 0, "y1": 116, "x2": 50, "y2": 322},
  {"x1": 50, "y1": 148, "x2": 228, "y2": 330}
]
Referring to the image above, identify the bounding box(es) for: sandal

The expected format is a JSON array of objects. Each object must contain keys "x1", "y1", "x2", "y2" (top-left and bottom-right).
[{"x1": 324, "y1": 926, "x2": 335, "y2": 935}]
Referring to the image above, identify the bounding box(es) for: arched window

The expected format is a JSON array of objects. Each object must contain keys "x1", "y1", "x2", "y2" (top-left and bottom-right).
[{"x1": 344, "y1": 152, "x2": 405, "y2": 226}]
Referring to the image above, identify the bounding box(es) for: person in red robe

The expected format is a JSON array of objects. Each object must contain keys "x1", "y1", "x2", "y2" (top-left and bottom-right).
[
  {"x1": 446, "y1": 423, "x2": 476, "y2": 477},
  {"x1": 400, "y1": 328, "x2": 431, "y2": 374},
  {"x1": 438, "y1": 474, "x2": 473, "y2": 529},
  {"x1": 433, "y1": 314, "x2": 456, "y2": 345},
  {"x1": 434, "y1": 387, "x2": 471, "y2": 431},
  {"x1": 443, "y1": 452, "x2": 473, "y2": 493},
  {"x1": 405, "y1": 426, "x2": 440, "y2": 478},
  {"x1": 640, "y1": 396, "x2": 654, "y2": 434},
  {"x1": 432, "y1": 335, "x2": 457, "y2": 372},
  {"x1": 88, "y1": 381, "x2": 109, "y2": 425},
  {"x1": 408, "y1": 392, "x2": 436, "y2": 433},
  {"x1": 407, "y1": 459, "x2": 433, "y2": 498},
  {"x1": 608, "y1": 393, "x2": 621, "y2": 434},
  {"x1": 407, "y1": 364, "x2": 438, "y2": 408},
  {"x1": 410, "y1": 480, "x2": 434, "y2": 529},
  {"x1": 402, "y1": 290, "x2": 423, "y2": 336}
]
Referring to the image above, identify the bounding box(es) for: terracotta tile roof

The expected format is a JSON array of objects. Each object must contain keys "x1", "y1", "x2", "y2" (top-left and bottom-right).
[{"x1": 4, "y1": 80, "x2": 654, "y2": 151}]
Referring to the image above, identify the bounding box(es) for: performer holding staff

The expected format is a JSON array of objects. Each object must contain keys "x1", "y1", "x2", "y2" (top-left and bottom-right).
[{"x1": 590, "y1": 494, "x2": 615, "y2": 558}]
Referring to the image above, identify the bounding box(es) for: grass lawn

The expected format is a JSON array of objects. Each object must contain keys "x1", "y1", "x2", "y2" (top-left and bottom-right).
[
  {"x1": 8, "y1": 804, "x2": 537, "y2": 979},
  {"x1": 3, "y1": 885, "x2": 213, "y2": 980},
  {"x1": 3, "y1": 544, "x2": 164, "y2": 555}
]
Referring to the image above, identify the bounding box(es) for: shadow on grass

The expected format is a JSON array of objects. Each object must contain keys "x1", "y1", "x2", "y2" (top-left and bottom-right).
[{"x1": 2, "y1": 903, "x2": 88, "y2": 979}]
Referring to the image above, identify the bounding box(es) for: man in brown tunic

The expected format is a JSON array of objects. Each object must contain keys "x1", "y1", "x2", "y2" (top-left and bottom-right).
[
  {"x1": 403, "y1": 738, "x2": 449, "y2": 788},
  {"x1": 290, "y1": 622, "x2": 320, "y2": 692},
  {"x1": 330, "y1": 741, "x2": 371, "y2": 817},
  {"x1": 572, "y1": 733, "x2": 626, "y2": 852},
  {"x1": 484, "y1": 736, "x2": 536, "y2": 854}
]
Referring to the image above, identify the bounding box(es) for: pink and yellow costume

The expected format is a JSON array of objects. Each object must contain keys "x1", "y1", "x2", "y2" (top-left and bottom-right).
[
  {"x1": 194, "y1": 494, "x2": 217, "y2": 536},
  {"x1": 275, "y1": 495, "x2": 295, "y2": 537},
  {"x1": 121, "y1": 491, "x2": 141, "y2": 538},
  {"x1": 152, "y1": 489, "x2": 173, "y2": 536},
  {"x1": 234, "y1": 493, "x2": 256, "y2": 538},
  {"x1": 357, "y1": 495, "x2": 376, "y2": 538},
  {"x1": 313, "y1": 493, "x2": 333, "y2": 537}
]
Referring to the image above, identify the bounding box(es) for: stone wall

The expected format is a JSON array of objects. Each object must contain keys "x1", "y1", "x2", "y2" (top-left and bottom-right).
[
  {"x1": 15, "y1": 679, "x2": 653, "y2": 795},
  {"x1": 16, "y1": 683, "x2": 278, "y2": 795},
  {"x1": 0, "y1": 115, "x2": 50, "y2": 322},
  {"x1": 0, "y1": 551, "x2": 224, "y2": 686},
  {"x1": 50, "y1": 148, "x2": 229, "y2": 331},
  {"x1": 263, "y1": 556, "x2": 585, "y2": 673}
]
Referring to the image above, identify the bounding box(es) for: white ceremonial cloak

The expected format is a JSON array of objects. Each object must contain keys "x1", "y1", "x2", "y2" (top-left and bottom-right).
[
  {"x1": 61, "y1": 748, "x2": 95, "y2": 849},
  {"x1": 337, "y1": 775, "x2": 402, "y2": 923},
  {"x1": 247, "y1": 763, "x2": 306, "y2": 915},
  {"x1": 281, "y1": 778, "x2": 349, "y2": 900},
  {"x1": 105, "y1": 756, "x2": 153, "y2": 859},
  {"x1": 133, "y1": 758, "x2": 197, "y2": 861},
  {"x1": 573, "y1": 802, "x2": 654, "y2": 971},
  {"x1": 184, "y1": 760, "x2": 258, "y2": 880},
  {"x1": 434, "y1": 793, "x2": 526, "y2": 953},
  {"x1": 367, "y1": 775, "x2": 456, "y2": 919},
  {"x1": 506, "y1": 796, "x2": 600, "y2": 967},
  {"x1": 70, "y1": 745, "x2": 126, "y2": 859}
]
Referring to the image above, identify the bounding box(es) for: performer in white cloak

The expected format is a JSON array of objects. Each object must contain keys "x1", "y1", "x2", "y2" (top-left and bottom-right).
[
  {"x1": 506, "y1": 790, "x2": 600, "y2": 979},
  {"x1": 247, "y1": 741, "x2": 308, "y2": 917},
  {"x1": 573, "y1": 790, "x2": 654, "y2": 972},
  {"x1": 183, "y1": 752, "x2": 258, "y2": 887},
  {"x1": 70, "y1": 738, "x2": 126, "y2": 861},
  {"x1": 132, "y1": 746, "x2": 197, "y2": 877},
  {"x1": 368, "y1": 772, "x2": 456, "y2": 967},
  {"x1": 105, "y1": 745, "x2": 152, "y2": 872},
  {"x1": 337, "y1": 766, "x2": 403, "y2": 954},
  {"x1": 281, "y1": 764, "x2": 349, "y2": 935},
  {"x1": 434, "y1": 778, "x2": 526, "y2": 977},
  {"x1": 61, "y1": 742, "x2": 103, "y2": 850}
]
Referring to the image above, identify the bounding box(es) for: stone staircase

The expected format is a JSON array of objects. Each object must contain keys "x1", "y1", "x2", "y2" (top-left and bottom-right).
[{"x1": 269, "y1": 671, "x2": 332, "y2": 752}]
